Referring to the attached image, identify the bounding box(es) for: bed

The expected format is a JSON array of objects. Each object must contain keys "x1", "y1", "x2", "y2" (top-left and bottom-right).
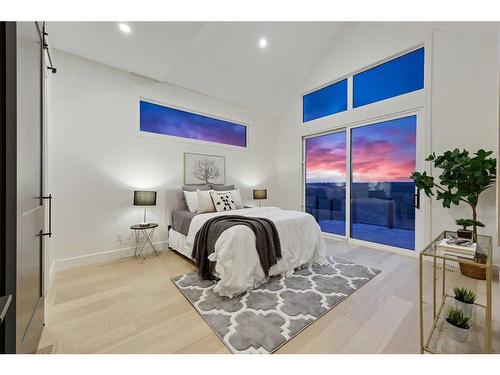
[{"x1": 166, "y1": 188, "x2": 327, "y2": 297}]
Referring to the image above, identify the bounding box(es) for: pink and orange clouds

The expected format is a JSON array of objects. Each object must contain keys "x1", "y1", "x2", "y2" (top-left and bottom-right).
[
  {"x1": 306, "y1": 131, "x2": 346, "y2": 183},
  {"x1": 306, "y1": 116, "x2": 416, "y2": 183}
]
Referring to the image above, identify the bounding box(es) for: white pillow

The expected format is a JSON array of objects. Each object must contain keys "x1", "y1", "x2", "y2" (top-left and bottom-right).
[
  {"x1": 210, "y1": 191, "x2": 236, "y2": 212},
  {"x1": 215, "y1": 189, "x2": 243, "y2": 209},
  {"x1": 183, "y1": 190, "x2": 199, "y2": 213},
  {"x1": 197, "y1": 189, "x2": 215, "y2": 213}
]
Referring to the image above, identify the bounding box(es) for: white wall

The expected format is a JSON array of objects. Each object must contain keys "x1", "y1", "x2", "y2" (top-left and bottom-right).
[
  {"x1": 274, "y1": 23, "x2": 500, "y2": 262},
  {"x1": 48, "y1": 50, "x2": 279, "y2": 271},
  {"x1": 430, "y1": 30, "x2": 498, "y2": 258}
]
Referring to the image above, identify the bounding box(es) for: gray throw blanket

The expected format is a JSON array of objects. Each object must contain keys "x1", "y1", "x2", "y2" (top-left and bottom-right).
[{"x1": 192, "y1": 215, "x2": 282, "y2": 280}]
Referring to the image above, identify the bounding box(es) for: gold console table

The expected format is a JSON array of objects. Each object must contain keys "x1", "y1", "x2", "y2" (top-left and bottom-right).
[{"x1": 419, "y1": 231, "x2": 492, "y2": 354}]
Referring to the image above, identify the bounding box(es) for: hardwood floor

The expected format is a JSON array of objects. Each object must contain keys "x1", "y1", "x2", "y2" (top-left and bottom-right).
[{"x1": 38, "y1": 239, "x2": 500, "y2": 353}]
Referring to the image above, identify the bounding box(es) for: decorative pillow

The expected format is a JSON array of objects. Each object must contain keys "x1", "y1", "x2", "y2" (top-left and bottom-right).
[
  {"x1": 215, "y1": 189, "x2": 243, "y2": 209},
  {"x1": 210, "y1": 191, "x2": 236, "y2": 212},
  {"x1": 183, "y1": 191, "x2": 199, "y2": 213},
  {"x1": 211, "y1": 184, "x2": 235, "y2": 191},
  {"x1": 182, "y1": 185, "x2": 210, "y2": 209},
  {"x1": 197, "y1": 189, "x2": 215, "y2": 213}
]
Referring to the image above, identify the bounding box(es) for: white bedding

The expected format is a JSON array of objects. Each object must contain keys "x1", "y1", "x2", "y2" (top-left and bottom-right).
[{"x1": 184, "y1": 207, "x2": 327, "y2": 297}]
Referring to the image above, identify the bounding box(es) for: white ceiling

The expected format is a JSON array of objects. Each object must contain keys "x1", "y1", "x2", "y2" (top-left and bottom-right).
[
  {"x1": 46, "y1": 22, "x2": 500, "y2": 117},
  {"x1": 47, "y1": 22, "x2": 346, "y2": 117}
]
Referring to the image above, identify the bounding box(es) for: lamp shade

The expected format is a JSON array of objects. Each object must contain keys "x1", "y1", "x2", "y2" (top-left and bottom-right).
[
  {"x1": 133, "y1": 191, "x2": 157, "y2": 206},
  {"x1": 253, "y1": 189, "x2": 267, "y2": 200}
]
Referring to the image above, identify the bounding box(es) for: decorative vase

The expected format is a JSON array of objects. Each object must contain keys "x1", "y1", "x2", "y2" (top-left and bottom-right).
[
  {"x1": 445, "y1": 319, "x2": 470, "y2": 343},
  {"x1": 454, "y1": 298, "x2": 474, "y2": 316}
]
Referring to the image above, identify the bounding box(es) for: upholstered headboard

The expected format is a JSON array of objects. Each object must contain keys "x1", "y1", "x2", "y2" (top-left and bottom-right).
[
  {"x1": 164, "y1": 184, "x2": 238, "y2": 225},
  {"x1": 164, "y1": 188, "x2": 186, "y2": 226}
]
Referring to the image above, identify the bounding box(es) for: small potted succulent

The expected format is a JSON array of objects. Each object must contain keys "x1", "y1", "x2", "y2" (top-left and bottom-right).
[
  {"x1": 453, "y1": 287, "x2": 477, "y2": 316},
  {"x1": 455, "y1": 218, "x2": 485, "y2": 240},
  {"x1": 445, "y1": 307, "x2": 471, "y2": 343}
]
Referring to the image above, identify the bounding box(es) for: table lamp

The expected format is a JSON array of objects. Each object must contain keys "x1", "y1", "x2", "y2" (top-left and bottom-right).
[
  {"x1": 134, "y1": 191, "x2": 157, "y2": 227},
  {"x1": 253, "y1": 189, "x2": 267, "y2": 207}
]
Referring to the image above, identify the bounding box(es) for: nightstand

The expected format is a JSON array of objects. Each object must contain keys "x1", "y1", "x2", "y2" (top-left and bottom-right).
[{"x1": 130, "y1": 223, "x2": 159, "y2": 260}]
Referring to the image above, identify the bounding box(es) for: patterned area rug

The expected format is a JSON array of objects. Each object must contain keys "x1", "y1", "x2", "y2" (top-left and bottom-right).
[{"x1": 171, "y1": 256, "x2": 380, "y2": 354}]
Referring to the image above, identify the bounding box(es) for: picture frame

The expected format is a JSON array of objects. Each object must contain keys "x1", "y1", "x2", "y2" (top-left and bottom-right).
[{"x1": 184, "y1": 153, "x2": 226, "y2": 185}]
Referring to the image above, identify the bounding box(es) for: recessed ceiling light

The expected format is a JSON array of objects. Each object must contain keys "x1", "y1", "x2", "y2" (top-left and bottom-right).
[
  {"x1": 118, "y1": 23, "x2": 131, "y2": 34},
  {"x1": 258, "y1": 37, "x2": 268, "y2": 49}
]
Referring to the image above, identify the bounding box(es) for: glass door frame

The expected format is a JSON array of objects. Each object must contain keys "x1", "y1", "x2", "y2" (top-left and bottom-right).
[{"x1": 302, "y1": 109, "x2": 431, "y2": 254}]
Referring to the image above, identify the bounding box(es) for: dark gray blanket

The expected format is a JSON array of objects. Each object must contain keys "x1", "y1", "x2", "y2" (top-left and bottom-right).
[{"x1": 192, "y1": 215, "x2": 282, "y2": 280}]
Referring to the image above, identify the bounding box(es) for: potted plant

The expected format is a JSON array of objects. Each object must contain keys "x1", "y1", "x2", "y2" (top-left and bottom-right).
[
  {"x1": 411, "y1": 149, "x2": 496, "y2": 239},
  {"x1": 453, "y1": 287, "x2": 477, "y2": 315},
  {"x1": 411, "y1": 149, "x2": 496, "y2": 279},
  {"x1": 455, "y1": 218, "x2": 485, "y2": 240},
  {"x1": 445, "y1": 307, "x2": 471, "y2": 343}
]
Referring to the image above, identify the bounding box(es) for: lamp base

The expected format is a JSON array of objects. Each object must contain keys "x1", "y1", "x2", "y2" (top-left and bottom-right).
[{"x1": 140, "y1": 207, "x2": 149, "y2": 227}]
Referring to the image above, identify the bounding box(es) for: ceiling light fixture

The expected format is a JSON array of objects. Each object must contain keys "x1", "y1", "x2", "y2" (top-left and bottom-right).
[
  {"x1": 118, "y1": 23, "x2": 131, "y2": 34},
  {"x1": 258, "y1": 37, "x2": 268, "y2": 49}
]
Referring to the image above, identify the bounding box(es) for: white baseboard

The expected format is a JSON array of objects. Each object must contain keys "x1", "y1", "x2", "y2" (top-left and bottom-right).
[{"x1": 50, "y1": 240, "x2": 169, "y2": 277}]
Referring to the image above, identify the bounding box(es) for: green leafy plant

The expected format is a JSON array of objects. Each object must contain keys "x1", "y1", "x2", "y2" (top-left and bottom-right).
[
  {"x1": 411, "y1": 149, "x2": 496, "y2": 236},
  {"x1": 453, "y1": 287, "x2": 477, "y2": 304},
  {"x1": 455, "y1": 218, "x2": 485, "y2": 231},
  {"x1": 446, "y1": 307, "x2": 471, "y2": 329}
]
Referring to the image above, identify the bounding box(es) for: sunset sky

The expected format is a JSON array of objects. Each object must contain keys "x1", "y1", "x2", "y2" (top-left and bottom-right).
[
  {"x1": 306, "y1": 131, "x2": 347, "y2": 183},
  {"x1": 306, "y1": 116, "x2": 416, "y2": 183},
  {"x1": 140, "y1": 101, "x2": 247, "y2": 147}
]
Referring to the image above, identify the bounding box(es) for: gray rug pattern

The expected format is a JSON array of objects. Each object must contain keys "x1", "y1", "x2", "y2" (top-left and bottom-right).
[{"x1": 171, "y1": 256, "x2": 380, "y2": 354}]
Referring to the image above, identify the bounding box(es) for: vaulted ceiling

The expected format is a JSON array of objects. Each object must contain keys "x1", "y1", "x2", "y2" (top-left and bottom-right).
[{"x1": 47, "y1": 22, "x2": 346, "y2": 117}]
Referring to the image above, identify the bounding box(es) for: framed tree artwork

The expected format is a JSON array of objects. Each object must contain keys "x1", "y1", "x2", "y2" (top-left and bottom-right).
[{"x1": 184, "y1": 153, "x2": 226, "y2": 185}]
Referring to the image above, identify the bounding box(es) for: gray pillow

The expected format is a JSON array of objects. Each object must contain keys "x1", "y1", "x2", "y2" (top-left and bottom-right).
[
  {"x1": 182, "y1": 184, "x2": 211, "y2": 192},
  {"x1": 211, "y1": 184, "x2": 235, "y2": 191}
]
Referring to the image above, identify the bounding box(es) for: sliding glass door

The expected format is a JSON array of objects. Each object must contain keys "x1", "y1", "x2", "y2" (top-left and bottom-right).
[
  {"x1": 305, "y1": 131, "x2": 346, "y2": 235},
  {"x1": 350, "y1": 116, "x2": 416, "y2": 250},
  {"x1": 304, "y1": 115, "x2": 417, "y2": 250}
]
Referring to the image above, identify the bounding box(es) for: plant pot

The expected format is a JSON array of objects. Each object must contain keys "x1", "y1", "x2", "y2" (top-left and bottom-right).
[
  {"x1": 457, "y1": 229, "x2": 473, "y2": 240},
  {"x1": 454, "y1": 298, "x2": 474, "y2": 316},
  {"x1": 445, "y1": 319, "x2": 470, "y2": 343}
]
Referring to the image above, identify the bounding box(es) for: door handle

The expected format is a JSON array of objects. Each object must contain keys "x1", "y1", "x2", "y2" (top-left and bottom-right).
[
  {"x1": 0, "y1": 295, "x2": 12, "y2": 324},
  {"x1": 41, "y1": 194, "x2": 52, "y2": 237},
  {"x1": 414, "y1": 190, "x2": 420, "y2": 209}
]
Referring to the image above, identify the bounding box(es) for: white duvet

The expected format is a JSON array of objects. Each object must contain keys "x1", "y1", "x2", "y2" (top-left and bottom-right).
[{"x1": 185, "y1": 207, "x2": 327, "y2": 297}]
